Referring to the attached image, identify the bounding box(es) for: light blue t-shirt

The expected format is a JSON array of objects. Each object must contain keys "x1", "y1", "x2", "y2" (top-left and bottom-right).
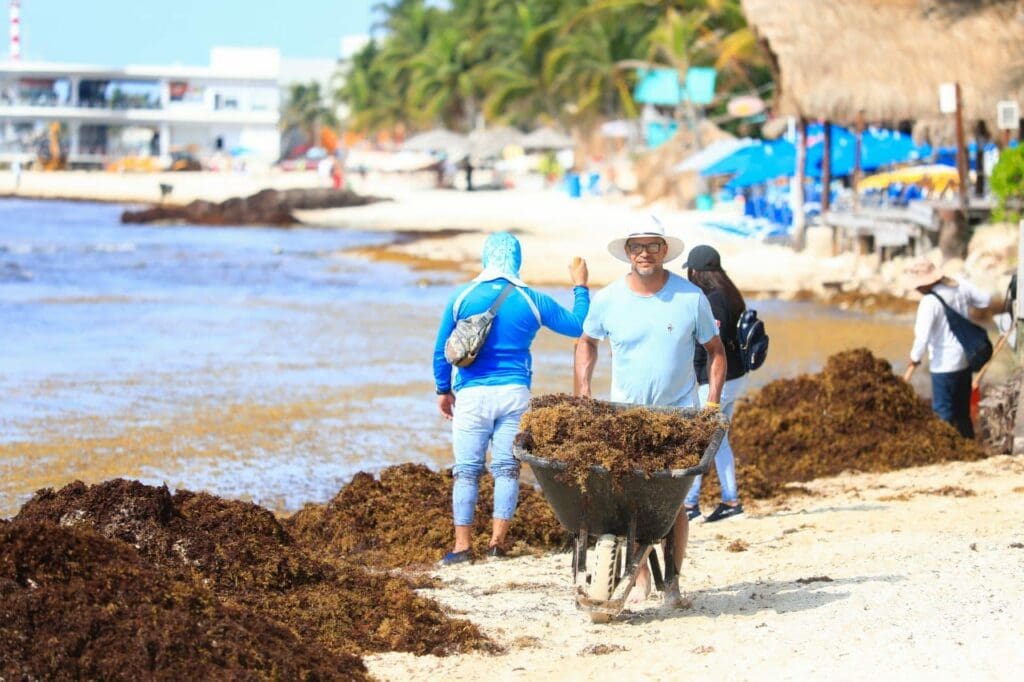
[{"x1": 583, "y1": 272, "x2": 718, "y2": 407}]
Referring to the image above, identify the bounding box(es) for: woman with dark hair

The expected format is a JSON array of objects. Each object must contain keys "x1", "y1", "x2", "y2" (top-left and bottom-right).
[{"x1": 684, "y1": 245, "x2": 748, "y2": 523}]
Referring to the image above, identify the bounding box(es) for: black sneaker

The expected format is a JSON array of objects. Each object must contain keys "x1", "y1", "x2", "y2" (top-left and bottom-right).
[
  {"x1": 486, "y1": 545, "x2": 507, "y2": 561},
  {"x1": 439, "y1": 549, "x2": 473, "y2": 566},
  {"x1": 685, "y1": 505, "x2": 701, "y2": 521},
  {"x1": 705, "y1": 503, "x2": 743, "y2": 523}
]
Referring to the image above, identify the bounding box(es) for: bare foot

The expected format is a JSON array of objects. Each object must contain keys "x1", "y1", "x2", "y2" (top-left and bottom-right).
[
  {"x1": 663, "y1": 576, "x2": 692, "y2": 609},
  {"x1": 627, "y1": 570, "x2": 652, "y2": 605}
]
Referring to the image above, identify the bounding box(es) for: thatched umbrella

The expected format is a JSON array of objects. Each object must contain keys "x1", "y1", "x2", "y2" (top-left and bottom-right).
[
  {"x1": 521, "y1": 127, "x2": 575, "y2": 151},
  {"x1": 467, "y1": 126, "x2": 524, "y2": 160},
  {"x1": 741, "y1": 0, "x2": 1024, "y2": 138},
  {"x1": 401, "y1": 129, "x2": 468, "y2": 157}
]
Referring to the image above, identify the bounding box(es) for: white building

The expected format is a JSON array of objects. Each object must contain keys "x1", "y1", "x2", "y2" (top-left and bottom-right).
[{"x1": 0, "y1": 47, "x2": 282, "y2": 166}]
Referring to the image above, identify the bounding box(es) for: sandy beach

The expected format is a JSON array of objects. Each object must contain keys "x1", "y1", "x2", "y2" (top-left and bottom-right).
[
  {"x1": 296, "y1": 185, "x2": 859, "y2": 295},
  {"x1": 367, "y1": 454, "x2": 1024, "y2": 681}
]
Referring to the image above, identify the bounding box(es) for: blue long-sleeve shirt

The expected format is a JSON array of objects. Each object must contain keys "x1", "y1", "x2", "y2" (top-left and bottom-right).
[{"x1": 433, "y1": 280, "x2": 590, "y2": 393}]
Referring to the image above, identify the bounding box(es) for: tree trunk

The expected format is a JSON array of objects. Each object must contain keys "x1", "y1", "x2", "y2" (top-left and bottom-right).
[{"x1": 936, "y1": 207, "x2": 969, "y2": 259}]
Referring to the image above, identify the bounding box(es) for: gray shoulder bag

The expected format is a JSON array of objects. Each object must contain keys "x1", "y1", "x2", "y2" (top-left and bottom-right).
[{"x1": 444, "y1": 283, "x2": 515, "y2": 367}]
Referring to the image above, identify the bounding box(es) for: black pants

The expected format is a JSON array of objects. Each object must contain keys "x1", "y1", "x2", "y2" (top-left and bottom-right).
[{"x1": 931, "y1": 368, "x2": 973, "y2": 439}]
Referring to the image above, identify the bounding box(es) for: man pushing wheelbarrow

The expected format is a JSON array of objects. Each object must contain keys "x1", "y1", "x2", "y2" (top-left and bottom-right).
[
  {"x1": 570, "y1": 218, "x2": 727, "y2": 614},
  {"x1": 514, "y1": 399, "x2": 728, "y2": 623}
]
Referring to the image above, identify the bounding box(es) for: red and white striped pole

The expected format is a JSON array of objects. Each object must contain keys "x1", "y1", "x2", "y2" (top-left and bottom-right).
[{"x1": 10, "y1": 0, "x2": 21, "y2": 61}]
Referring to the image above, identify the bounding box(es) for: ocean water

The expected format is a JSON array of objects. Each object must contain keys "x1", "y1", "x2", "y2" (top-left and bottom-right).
[{"x1": 0, "y1": 198, "x2": 921, "y2": 516}]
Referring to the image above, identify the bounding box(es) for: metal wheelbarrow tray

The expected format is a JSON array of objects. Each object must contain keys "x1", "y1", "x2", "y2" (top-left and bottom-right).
[{"x1": 513, "y1": 406, "x2": 728, "y2": 622}]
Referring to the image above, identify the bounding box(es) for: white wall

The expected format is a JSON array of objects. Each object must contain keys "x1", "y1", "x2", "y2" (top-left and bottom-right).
[{"x1": 210, "y1": 47, "x2": 280, "y2": 78}]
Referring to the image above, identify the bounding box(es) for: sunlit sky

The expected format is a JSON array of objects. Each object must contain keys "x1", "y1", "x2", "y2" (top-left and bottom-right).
[{"x1": 7, "y1": 0, "x2": 379, "y2": 65}]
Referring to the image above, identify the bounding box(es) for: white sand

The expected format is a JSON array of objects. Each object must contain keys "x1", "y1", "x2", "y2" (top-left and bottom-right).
[
  {"x1": 297, "y1": 186, "x2": 860, "y2": 294},
  {"x1": 367, "y1": 455, "x2": 1024, "y2": 681}
]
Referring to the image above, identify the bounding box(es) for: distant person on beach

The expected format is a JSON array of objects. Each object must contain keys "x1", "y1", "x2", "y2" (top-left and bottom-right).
[
  {"x1": 683, "y1": 245, "x2": 747, "y2": 523},
  {"x1": 902, "y1": 260, "x2": 991, "y2": 438},
  {"x1": 330, "y1": 161, "x2": 343, "y2": 190},
  {"x1": 12, "y1": 159, "x2": 21, "y2": 192},
  {"x1": 433, "y1": 232, "x2": 590, "y2": 566},
  {"x1": 575, "y1": 217, "x2": 726, "y2": 607}
]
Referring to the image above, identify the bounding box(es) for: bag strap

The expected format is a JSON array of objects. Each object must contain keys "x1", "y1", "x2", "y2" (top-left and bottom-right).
[
  {"x1": 927, "y1": 290, "x2": 965, "y2": 322},
  {"x1": 927, "y1": 290, "x2": 951, "y2": 310},
  {"x1": 487, "y1": 283, "x2": 515, "y2": 315},
  {"x1": 452, "y1": 281, "x2": 517, "y2": 322}
]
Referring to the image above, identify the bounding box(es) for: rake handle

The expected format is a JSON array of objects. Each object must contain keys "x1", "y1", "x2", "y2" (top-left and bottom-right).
[{"x1": 972, "y1": 330, "x2": 1011, "y2": 389}]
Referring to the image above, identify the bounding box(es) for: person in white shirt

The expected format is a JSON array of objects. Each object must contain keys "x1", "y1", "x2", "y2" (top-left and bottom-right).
[{"x1": 902, "y1": 260, "x2": 991, "y2": 438}]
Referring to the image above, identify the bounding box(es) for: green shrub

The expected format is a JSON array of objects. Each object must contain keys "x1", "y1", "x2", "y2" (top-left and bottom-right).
[{"x1": 991, "y1": 145, "x2": 1024, "y2": 222}]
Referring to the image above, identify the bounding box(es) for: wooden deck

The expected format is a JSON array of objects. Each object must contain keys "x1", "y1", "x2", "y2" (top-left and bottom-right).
[{"x1": 820, "y1": 197, "x2": 994, "y2": 257}]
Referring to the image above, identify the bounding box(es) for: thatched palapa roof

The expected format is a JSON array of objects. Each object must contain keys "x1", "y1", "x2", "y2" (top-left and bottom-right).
[{"x1": 742, "y1": 0, "x2": 1024, "y2": 132}]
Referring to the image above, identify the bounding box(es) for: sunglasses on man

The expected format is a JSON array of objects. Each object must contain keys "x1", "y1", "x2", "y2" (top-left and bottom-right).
[{"x1": 626, "y1": 242, "x2": 665, "y2": 255}]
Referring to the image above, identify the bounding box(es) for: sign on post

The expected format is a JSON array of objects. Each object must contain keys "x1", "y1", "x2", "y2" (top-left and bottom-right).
[
  {"x1": 938, "y1": 83, "x2": 958, "y2": 114},
  {"x1": 997, "y1": 101, "x2": 1020, "y2": 131}
]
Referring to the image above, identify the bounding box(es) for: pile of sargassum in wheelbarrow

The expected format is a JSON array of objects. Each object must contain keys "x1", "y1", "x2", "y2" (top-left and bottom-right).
[{"x1": 513, "y1": 394, "x2": 727, "y2": 623}]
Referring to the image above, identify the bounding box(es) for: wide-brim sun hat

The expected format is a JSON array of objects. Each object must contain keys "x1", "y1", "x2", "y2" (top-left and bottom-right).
[
  {"x1": 903, "y1": 259, "x2": 945, "y2": 289},
  {"x1": 607, "y1": 215, "x2": 685, "y2": 264}
]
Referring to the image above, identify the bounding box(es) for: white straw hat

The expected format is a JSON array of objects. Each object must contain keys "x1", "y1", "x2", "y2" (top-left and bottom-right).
[
  {"x1": 903, "y1": 259, "x2": 945, "y2": 289},
  {"x1": 607, "y1": 215, "x2": 685, "y2": 263}
]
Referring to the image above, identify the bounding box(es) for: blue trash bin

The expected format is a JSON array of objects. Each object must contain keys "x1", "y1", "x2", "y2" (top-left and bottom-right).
[{"x1": 566, "y1": 172, "x2": 581, "y2": 198}]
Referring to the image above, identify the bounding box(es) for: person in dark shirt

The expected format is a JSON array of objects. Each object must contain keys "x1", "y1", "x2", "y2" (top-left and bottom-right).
[{"x1": 684, "y1": 245, "x2": 748, "y2": 523}]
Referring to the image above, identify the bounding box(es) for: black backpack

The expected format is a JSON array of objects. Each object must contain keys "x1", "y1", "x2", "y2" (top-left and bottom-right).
[
  {"x1": 928, "y1": 292, "x2": 993, "y2": 373},
  {"x1": 737, "y1": 308, "x2": 769, "y2": 372}
]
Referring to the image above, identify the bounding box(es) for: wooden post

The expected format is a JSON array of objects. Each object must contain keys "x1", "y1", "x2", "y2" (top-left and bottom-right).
[
  {"x1": 792, "y1": 117, "x2": 808, "y2": 251},
  {"x1": 954, "y1": 83, "x2": 970, "y2": 217},
  {"x1": 974, "y1": 121, "x2": 988, "y2": 197},
  {"x1": 822, "y1": 120, "x2": 832, "y2": 213},
  {"x1": 852, "y1": 111, "x2": 865, "y2": 210}
]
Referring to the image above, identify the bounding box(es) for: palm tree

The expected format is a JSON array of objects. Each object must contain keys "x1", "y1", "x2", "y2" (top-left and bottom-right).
[
  {"x1": 282, "y1": 82, "x2": 338, "y2": 148},
  {"x1": 474, "y1": 0, "x2": 565, "y2": 126},
  {"x1": 333, "y1": 0, "x2": 775, "y2": 135},
  {"x1": 544, "y1": 3, "x2": 656, "y2": 129}
]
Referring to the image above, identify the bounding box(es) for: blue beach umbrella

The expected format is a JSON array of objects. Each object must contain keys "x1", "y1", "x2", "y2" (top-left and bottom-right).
[
  {"x1": 806, "y1": 127, "x2": 928, "y2": 177},
  {"x1": 725, "y1": 139, "x2": 796, "y2": 188},
  {"x1": 701, "y1": 141, "x2": 768, "y2": 177}
]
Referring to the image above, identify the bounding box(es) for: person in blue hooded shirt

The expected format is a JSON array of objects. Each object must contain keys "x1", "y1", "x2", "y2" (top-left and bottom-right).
[{"x1": 433, "y1": 232, "x2": 590, "y2": 565}]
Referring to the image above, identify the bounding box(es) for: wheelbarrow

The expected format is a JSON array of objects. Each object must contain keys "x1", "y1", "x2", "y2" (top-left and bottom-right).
[{"x1": 513, "y1": 407, "x2": 727, "y2": 623}]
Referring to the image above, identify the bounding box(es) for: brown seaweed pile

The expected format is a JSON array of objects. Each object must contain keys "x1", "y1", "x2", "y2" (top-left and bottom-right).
[
  {"x1": 977, "y1": 369, "x2": 1022, "y2": 455},
  {"x1": 514, "y1": 394, "x2": 718, "y2": 487},
  {"x1": 0, "y1": 520, "x2": 365, "y2": 681},
  {"x1": 723, "y1": 349, "x2": 989, "y2": 500},
  {"x1": 9, "y1": 478, "x2": 493, "y2": 669},
  {"x1": 287, "y1": 463, "x2": 564, "y2": 567}
]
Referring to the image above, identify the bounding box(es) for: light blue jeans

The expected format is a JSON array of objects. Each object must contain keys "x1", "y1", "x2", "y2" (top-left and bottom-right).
[
  {"x1": 451, "y1": 384, "x2": 530, "y2": 526},
  {"x1": 685, "y1": 375, "x2": 747, "y2": 507}
]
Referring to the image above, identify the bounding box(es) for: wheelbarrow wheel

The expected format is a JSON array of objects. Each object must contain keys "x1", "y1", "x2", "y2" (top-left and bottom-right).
[{"x1": 588, "y1": 534, "x2": 619, "y2": 623}]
